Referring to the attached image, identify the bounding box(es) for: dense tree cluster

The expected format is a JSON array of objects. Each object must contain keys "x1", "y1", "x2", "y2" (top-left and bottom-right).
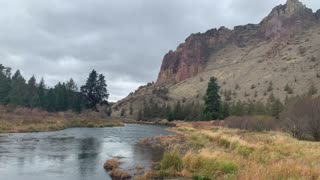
[{"x1": 0, "y1": 64, "x2": 109, "y2": 113}]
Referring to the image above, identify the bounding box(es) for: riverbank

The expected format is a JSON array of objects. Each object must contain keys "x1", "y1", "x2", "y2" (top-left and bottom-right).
[
  {"x1": 138, "y1": 121, "x2": 320, "y2": 180},
  {"x1": 0, "y1": 109, "x2": 125, "y2": 133}
]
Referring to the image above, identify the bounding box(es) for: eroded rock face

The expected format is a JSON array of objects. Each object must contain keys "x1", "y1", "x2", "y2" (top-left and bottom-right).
[
  {"x1": 157, "y1": 27, "x2": 233, "y2": 83},
  {"x1": 259, "y1": 0, "x2": 316, "y2": 39}
]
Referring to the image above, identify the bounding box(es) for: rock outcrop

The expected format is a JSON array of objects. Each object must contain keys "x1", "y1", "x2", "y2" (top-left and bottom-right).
[
  {"x1": 157, "y1": 27, "x2": 233, "y2": 83},
  {"x1": 158, "y1": 0, "x2": 319, "y2": 84},
  {"x1": 112, "y1": 0, "x2": 320, "y2": 118},
  {"x1": 259, "y1": 0, "x2": 316, "y2": 39}
]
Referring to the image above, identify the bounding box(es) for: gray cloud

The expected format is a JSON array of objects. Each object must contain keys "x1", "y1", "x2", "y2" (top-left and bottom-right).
[{"x1": 0, "y1": 0, "x2": 319, "y2": 101}]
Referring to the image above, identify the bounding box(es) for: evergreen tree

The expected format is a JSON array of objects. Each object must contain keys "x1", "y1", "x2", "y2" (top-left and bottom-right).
[
  {"x1": 97, "y1": 74, "x2": 109, "y2": 104},
  {"x1": 46, "y1": 88, "x2": 56, "y2": 112},
  {"x1": 203, "y1": 77, "x2": 222, "y2": 120},
  {"x1": 120, "y1": 109, "x2": 126, "y2": 117},
  {"x1": 221, "y1": 102, "x2": 230, "y2": 119},
  {"x1": 173, "y1": 101, "x2": 183, "y2": 120},
  {"x1": 66, "y1": 78, "x2": 78, "y2": 91},
  {"x1": 26, "y1": 76, "x2": 39, "y2": 108},
  {"x1": 167, "y1": 111, "x2": 174, "y2": 122},
  {"x1": 9, "y1": 70, "x2": 27, "y2": 106},
  {"x1": 0, "y1": 65, "x2": 11, "y2": 104},
  {"x1": 81, "y1": 70, "x2": 109, "y2": 110},
  {"x1": 54, "y1": 83, "x2": 68, "y2": 111},
  {"x1": 38, "y1": 78, "x2": 46, "y2": 108}
]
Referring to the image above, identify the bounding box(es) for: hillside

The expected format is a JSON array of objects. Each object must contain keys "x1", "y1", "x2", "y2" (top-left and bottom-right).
[{"x1": 113, "y1": 0, "x2": 320, "y2": 118}]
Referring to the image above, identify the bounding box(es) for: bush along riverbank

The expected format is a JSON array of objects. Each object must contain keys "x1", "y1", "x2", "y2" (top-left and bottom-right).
[
  {"x1": 138, "y1": 121, "x2": 320, "y2": 180},
  {"x1": 0, "y1": 108, "x2": 124, "y2": 133}
]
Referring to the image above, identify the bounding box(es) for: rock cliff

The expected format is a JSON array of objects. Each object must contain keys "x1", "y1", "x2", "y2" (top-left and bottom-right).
[{"x1": 113, "y1": 0, "x2": 320, "y2": 118}]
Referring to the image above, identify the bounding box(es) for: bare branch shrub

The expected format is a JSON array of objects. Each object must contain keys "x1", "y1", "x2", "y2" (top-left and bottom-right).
[
  {"x1": 281, "y1": 96, "x2": 320, "y2": 141},
  {"x1": 225, "y1": 115, "x2": 278, "y2": 132}
]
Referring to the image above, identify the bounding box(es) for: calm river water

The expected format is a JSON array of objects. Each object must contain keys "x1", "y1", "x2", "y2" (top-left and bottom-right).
[{"x1": 0, "y1": 124, "x2": 171, "y2": 180}]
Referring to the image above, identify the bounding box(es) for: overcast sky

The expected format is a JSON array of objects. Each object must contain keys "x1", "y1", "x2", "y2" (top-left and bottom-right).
[{"x1": 1, "y1": 0, "x2": 319, "y2": 101}]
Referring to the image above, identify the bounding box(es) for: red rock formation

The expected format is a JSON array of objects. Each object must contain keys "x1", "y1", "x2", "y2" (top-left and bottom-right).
[
  {"x1": 157, "y1": 0, "x2": 318, "y2": 84},
  {"x1": 157, "y1": 27, "x2": 233, "y2": 83}
]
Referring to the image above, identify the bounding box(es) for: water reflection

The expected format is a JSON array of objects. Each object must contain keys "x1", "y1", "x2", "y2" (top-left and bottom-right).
[{"x1": 0, "y1": 124, "x2": 171, "y2": 180}]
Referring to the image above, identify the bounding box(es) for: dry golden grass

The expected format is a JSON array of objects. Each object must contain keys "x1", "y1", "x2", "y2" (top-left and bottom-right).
[
  {"x1": 109, "y1": 168, "x2": 132, "y2": 179},
  {"x1": 147, "y1": 122, "x2": 320, "y2": 180},
  {"x1": 0, "y1": 107, "x2": 124, "y2": 133}
]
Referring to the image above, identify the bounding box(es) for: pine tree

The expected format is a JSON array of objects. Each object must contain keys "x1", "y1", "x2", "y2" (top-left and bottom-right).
[
  {"x1": 54, "y1": 83, "x2": 68, "y2": 111},
  {"x1": 97, "y1": 74, "x2": 109, "y2": 104},
  {"x1": 9, "y1": 70, "x2": 27, "y2": 106},
  {"x1": 81, "y1": 70, "x2": 109, "y2": 110},
  {"x1": 46, "y1": 88, "x2": 56, "y2": 112},
  {"x1": 203, "y1": 77, "x2": 222, "y2": 120},
  {"x1": 0, "y1": 65, "x2": 11, "y2": 104},
  {"x1": 26, "y1": 76, "x2": 39, "y2": 108},
  {"x1": 38, "y1": 78, "x2": 46, "y2": 108}
]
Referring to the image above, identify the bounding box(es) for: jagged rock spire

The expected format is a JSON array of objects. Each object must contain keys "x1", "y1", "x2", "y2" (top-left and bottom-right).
[{"x1": 260, "y1": 0, "x2": 315, "y2": 39}]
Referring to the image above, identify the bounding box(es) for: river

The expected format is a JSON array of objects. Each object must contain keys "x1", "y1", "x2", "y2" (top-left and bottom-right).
[{"x1": 0, "y1": 124, "x2": 171, "y2": 180}]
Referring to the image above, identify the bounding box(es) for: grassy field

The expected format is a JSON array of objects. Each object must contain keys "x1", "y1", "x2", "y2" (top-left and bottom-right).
[
  {"x1": 139, "y1": 121, "x2": 320, "y2": 180},
  {"x1": 0, "y1": 108, "x2": 124, "y2": 133}
]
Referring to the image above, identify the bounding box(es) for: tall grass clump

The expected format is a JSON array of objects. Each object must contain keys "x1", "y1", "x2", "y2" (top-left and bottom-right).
[
  {"x1": 187, "y1": 134, "x2": 210, "y2": 150},
  {"x1": 183, "y1": 152, "x2": 238, "y2": 179},
  {"x1": 160, "y1": 151, "x2": 183, "y2": 177}
]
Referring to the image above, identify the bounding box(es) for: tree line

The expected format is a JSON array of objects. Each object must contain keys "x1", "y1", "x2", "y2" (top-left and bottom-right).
[
  {"x1": 0, "y1": 64, "x2": 109, "y2": 113},
  {"x1": 137, "y1": 77, "x2": 285, "y2": 121}
]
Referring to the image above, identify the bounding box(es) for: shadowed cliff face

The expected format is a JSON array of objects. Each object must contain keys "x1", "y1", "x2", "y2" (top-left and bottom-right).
[{"x1": 157, "y1": 0, "x2": 319, "y2": 83}]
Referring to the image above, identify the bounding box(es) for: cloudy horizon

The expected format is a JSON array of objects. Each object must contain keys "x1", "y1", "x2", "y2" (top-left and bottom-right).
[{"x1": 1, "y1": 0, "x2": 319, "y2": 102}]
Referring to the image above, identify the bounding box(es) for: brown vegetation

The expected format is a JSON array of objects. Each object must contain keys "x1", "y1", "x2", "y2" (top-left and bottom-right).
[
  {"x1": 0, "y1": 105, "x2": 124, "y2": 133},
  {"x1": 109, "y1": 168, "x2": 131, "y2": 179},
  {"x1": 139, "y1": 122, "x2": 320, "y2": 180},
  {"x1": 225, "y1": 116, "x2": 278, "y2": 132},
  {"x1": 103, "y1": 159, "x2": 120, "y2": 171},
  {"x1": 281, "y1": 96, "x2": 320, "y2": 141}
]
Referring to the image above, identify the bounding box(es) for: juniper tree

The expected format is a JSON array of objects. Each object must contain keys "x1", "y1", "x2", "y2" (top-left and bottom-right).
[{"x1": 203, "y1": 77, "x2": 222, "y2": 120}]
